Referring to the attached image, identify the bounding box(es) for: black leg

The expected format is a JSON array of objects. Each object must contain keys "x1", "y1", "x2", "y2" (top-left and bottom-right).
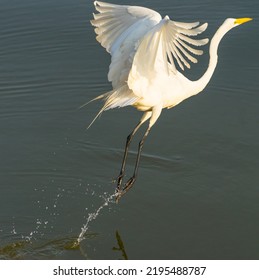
[
  {"x1": 116, "y1": 127, "x2": 151, "y2": 203},
  {"x1": 116, "y1": 122, "x2": 142, "y2": 191},
  {"x1": 116, "y1": 112, "x2": 151, "y2": 192},
  {"x1": 115, "y1": 105, "x2": 162, "y2": 203}
]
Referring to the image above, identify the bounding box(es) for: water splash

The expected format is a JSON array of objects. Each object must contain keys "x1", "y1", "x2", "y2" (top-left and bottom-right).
[
  {"x1": 75, "y1": 192, "x2": 116, "y2": 246},
  {"x1": 4, "y1": 182, "x2": 117, "y2": 255}
]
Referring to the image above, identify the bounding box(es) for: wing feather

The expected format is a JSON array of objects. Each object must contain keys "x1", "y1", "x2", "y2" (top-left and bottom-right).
[
  {"x1": 91, "y1": 1, "x2": 161, "y2": 54},
  {"x1": 178, "y1": 33, "x2": 209, "y2": 46},
  {"x1": 91, "y1": 1, "x2": 161, "y2": 87},
  {"x1": 176, "y1": 38, "x2": 204, "y2": 55},
  {"x1": 173, "y1": 21, "x2": 200, "y2": 29},
  {"x1": 175, "y1": 22, "x2": 208, "y2": 36},
  {"x1": 174, "y1": 40, "x2": 198, "y2": 63}
]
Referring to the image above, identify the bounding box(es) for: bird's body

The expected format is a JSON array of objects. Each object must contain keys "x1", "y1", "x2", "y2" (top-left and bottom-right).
[
  {"x1": 131, "y1": 69, "x2": 194, "y2": 110},
  {"x1": 88, "y1": 1, "x2": 252, "y2": 201}
]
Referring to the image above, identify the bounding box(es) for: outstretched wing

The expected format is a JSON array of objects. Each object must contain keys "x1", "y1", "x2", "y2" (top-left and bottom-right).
[
  {"x1": 128, "y1": 16, "x2": 209, "y2": 97},
  {"x1": 91, "y1": 1, "x2": 162, "y2": 87},
  {"x1": 91, "y1": 1, "x2": 208, "y2": 92},
  {"x1": 91, "y1": 1, "x2": 161, "y2": 54},
  {"x1": 129, "y1": 16, "x2": 208, "y2": 78}
]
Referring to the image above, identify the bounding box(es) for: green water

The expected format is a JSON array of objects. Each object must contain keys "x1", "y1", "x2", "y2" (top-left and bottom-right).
[{"x1": 0, "y1": 0, "x2": 258, "y2": 259}]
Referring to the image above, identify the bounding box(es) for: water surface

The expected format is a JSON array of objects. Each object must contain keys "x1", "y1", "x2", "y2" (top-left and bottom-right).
[{"x1": 0, "y1": 0, "x2": 258, "y2": 259}]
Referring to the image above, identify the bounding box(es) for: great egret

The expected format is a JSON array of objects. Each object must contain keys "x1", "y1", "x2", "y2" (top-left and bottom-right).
[{"x1": 88, "y1": 1, "x2": 252, "y2": 202}]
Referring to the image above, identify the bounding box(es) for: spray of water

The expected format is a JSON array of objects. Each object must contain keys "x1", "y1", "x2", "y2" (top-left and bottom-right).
[
  {"x1": 75, "y1": 192, "x2": 116, "y2": 247},
  {"x1": 4, "y1": 181, "x2": 118, "y2": 254}
]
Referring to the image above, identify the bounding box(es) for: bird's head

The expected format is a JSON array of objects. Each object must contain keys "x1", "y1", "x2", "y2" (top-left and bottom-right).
[{"x1": 224, "y1": 17, "x2": 253, "y2": 30}]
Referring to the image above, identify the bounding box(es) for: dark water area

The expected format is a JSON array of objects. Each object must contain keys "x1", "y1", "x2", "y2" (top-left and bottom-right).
[{"x1": 0, "y1": 0, "x2": 258, "y2": 259}]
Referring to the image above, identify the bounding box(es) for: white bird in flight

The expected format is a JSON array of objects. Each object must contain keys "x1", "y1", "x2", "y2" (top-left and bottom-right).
[{"x1": 87, "y1": 1, "x2": 252, "y2": 202}]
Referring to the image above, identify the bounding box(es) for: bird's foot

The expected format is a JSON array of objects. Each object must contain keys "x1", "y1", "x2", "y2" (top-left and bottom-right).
[
  {"x1": 115, "y1": 177, "x2": 136, "y2": 204},
  {"x1": 116, "y1": 173, "x2": 123, "y2": 190},
  {"x1": 123, "y1": 176, "x2": 136, "y2": 192},
  {"x1": 115, "y1": 176, "x2": 136, "y2": 204}
]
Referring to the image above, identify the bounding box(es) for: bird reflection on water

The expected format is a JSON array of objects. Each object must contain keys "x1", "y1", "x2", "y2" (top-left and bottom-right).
[{"x1": 112, "y1": 230, "x2": 128, "y2": 260}]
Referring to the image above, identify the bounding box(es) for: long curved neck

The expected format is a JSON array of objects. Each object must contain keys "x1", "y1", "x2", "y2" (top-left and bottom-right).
[{"x1": 193, "y1": 22, "x2": 231, "y2": 93}]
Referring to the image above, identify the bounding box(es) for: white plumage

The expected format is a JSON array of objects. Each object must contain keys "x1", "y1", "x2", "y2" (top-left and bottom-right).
[
  {"x1": 87, "y1": 1, "x2": 252, "y2": 201},
  {"x1": 89, "y1": 1, "x2": 210, "y2": 124}
]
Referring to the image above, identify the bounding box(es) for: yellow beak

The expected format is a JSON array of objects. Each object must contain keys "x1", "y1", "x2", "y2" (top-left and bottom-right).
[{"x1": 234, "y1": 18, "x2": 253, "y2": 25}]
